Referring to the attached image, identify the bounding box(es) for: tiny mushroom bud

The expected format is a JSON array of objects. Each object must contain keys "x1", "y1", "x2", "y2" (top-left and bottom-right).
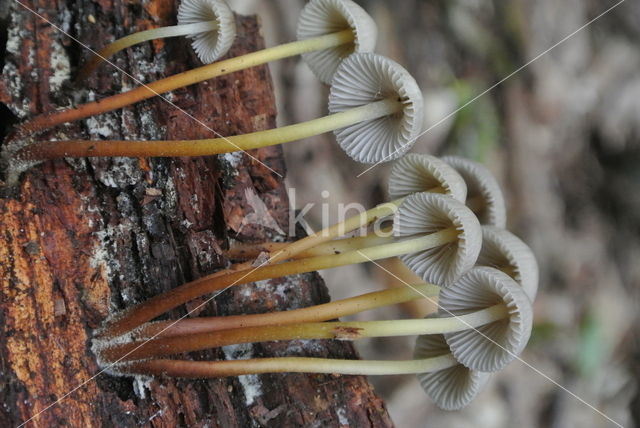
[
  {"x1": 441, "y1": 156, "x2": 507, "y2": 227},
  {"x1": 415, "y1": 331, "x2": 490, "y2": 410},
  {"x1": 388, "y1": 153, "x2": 467, "y2": 202},
  {"x1": 394, "y1": 193, "x2": 482, "y2": 286},
  {"x1": 440, "y1": 266, "x2": 533, "y2": 372},
  {"x1": 298, "y1": 0, "x2": 377, "y2": 84},
  {"x1": 477, "y1": 226, "x2": 539, "y2": 300}
]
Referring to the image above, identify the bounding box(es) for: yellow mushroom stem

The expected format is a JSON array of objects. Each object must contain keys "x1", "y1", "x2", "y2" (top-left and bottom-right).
[
  {"x1": 79, "y1": 20, "x2": 220, "y2": 78},
  {"x1": 133, "y1": 283, "x2": 440, "y2": 339},
  {"x1": 100, "y1": 304, "x2": 507, "y2": 362},
  {"x1": 99, "y1": 228, "x2": 459, "y2": 339},
  {"x1": 118, "y1": 353, "x2": 459, "y2": 378},
  {"x1": 17, "y1": 98, "x2": 401, "y2": 160},
  {"x1": 14, "y1": 30, "x2": 354, "y2": 137}
]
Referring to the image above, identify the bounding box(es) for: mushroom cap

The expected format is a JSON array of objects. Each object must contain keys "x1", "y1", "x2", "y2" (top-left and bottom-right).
[
  {"x1": 440, "y1": 266, "x2": 533, "y2": 372},
  {"x1": 297, "y1": 0, "x2": 377, "y2": 84},
  {"x1": 441, "y1": 156, "x2": 506, "y2": 228},
  {"x1": 415, "y1": 332, "x2": 490, "y2": 410},
  {"x1": 329, "y1": 53, "x2": 424, "y2": 164},
  {"x1": 393, "y1": 193, "x2": 482, "y2": 286},
  {"x1": 178, "y1": 0, "x2": 236, "y2": 64},
  {"x1": 478, "y1": 226, "x2": 539, "y2": 301},
  {"x1": 388, "y1": 153, "x2": 467, "y2": 202}
]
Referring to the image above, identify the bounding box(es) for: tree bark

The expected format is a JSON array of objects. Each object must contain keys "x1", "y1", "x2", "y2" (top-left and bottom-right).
[{"x1": 0, "y1": 1, "x2": 393, "y2": 426}]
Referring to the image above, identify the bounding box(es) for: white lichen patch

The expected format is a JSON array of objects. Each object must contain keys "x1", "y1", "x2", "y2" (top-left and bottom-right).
[
  {"x1": 5, "y1": 4, "x2": 23, "y2": 56},
  {"x1": 132, "y1": 375, "x2": 154, "y2": 400},
  {"x1": 284, "y1": 339, "x2": 326, "y2": 356},
  {"x1": 85, "y1": 115, "x2": 117, "y2": 139},
  {"x1": 139, "y1": 108, "x2": 166, "y2": 139},
  {"x1": 49, "y1": 39, "x2": 71, "y2": 92},
  {"x1": 336, "y1": 407, "x2": 349, "y2": 426},
  {"x1": 221, "y1": 343, "x2": 263, "y2": 405},
  {"x1": 221, "y1": 152, "x2": 243, "y2": 170},
  {"x1": 2, "y1": 62, "x2": 28, "y2": 118},
  {"x1": 94, "y1": 157, "x2": 142, "y2": 188}
]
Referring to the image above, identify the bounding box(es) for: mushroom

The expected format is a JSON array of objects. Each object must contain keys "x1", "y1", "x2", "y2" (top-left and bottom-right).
[
  {"x1": 98, "y1": 192, "x2": 480, "y2": 338},
  {"x1": 297, "y1": 0, "x2": 377, "y2": 84},
  {"x1": 130, "y1": 282, "x2": 441, "y2": 339},
  {"x1": 15, "y1": 53, "x2": 422, "y2": 165},
  {"x1": 109, "y1": 353, "x2": 460, "y2": 379},
  {"x1": 415, "y1": 331, "x2": 490, "y2": 410},
  {"x1": 440, "y1": 266, "x2": 533, "y2": 372},
  {"x1": 79, "y1": 0, "x2": 236, "y2": 78},
  {"x1": 96, "y1": 268, "x2": 521, "y2": 370},
  {"x1": 97, "y1": 294, "x2": 507, "y2": 362},
  {"x1": 477, "y1": 226, "x2": 539, "y2": 300},
  {"x1": 12, "y1": 0, "x2": 377, "y2": 138},
  {"x1": 394, "y1": 192, "x2": 482, "y2": 287},
  {"x1": 388, "y1": 153, "x2": 467, "y2": 202},
  {"x1": 441, "y1": 156, "x2": 507, "y2": 227},
  {"x1": 222, "y1": 153, "x2": 465, "y2": 270}
]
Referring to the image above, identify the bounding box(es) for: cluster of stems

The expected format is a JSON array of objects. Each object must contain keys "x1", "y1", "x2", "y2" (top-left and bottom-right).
[{"x1": 97, "y1": 193, "x2": 514, "y2": 379}]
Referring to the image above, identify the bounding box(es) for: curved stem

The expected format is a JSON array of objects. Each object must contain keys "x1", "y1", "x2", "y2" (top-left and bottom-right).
[
  {"x1": 118, "y1": 354, "x2": 458, "y2": 378},
  {"x1": 227, "y1": 225, "x2": 395, "y2": 261},
  {"x1": 14, "y1": 30, "x2": 354, "y2": 137},
  {"x1": 79, "y1": 21, "x2": 219, "y2": 78},
  {"x1": 99, "y1": 304, "x2": 507, "y2": 362},
  {"x1": 100, "y1": 228, "x2": 459, "y2": 338},
  {"x1": 134, "y1": 283, "x2": 440, "y2": 339},
  {"x1": 17, "y1": 98, "x2": 401, "y2": 160},
  {"x1": 228, "y1": 185, "x2": 444, "y2": 266}
]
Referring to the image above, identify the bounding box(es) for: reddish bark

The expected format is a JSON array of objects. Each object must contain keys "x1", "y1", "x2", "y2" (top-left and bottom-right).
[{"x1": 0, "y1": 1, "x2": 393, "y2": 427}]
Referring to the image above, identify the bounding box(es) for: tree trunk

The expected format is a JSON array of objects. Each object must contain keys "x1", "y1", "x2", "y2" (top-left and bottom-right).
[{"x1": 0, "y1": 1, "x2": 393, "y2": 426}]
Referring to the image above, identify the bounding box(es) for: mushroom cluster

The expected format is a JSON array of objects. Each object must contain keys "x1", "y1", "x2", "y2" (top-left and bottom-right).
[
  {"x1": 2, "y1": 0, "x2": 539, "y2": 413},
  {"x1": 91, "y1": 154, "x2": 537, "y2": 411},
  {"x1": 3, "y1": 0, "x2": 424, "y2": 183}
]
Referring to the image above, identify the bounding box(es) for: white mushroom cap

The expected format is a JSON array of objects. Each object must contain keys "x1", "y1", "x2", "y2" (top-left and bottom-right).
[
  {"x1": 478, "y1": 226, "x2": 539, "y2": 301},
  {"x1": 178, "y1": 0, "x2": 236, "y2": 64},
  {"x1": 388, "y1": 153, "x2": 467, "y2": 202},
  {"x1": 440, "y1": 267, "x2": 533, "y2": 372},
  {"x1": 329, "y1": 53, "x2": 424, "y2": 164},
  {"x1": 297, "y1": 0, "x2": 377, "y2": 84},
  {"x1": 393, "y1": 193, "x2": 482, "y2": 286},
  {"x1": 415, "y1": 332, "x2": 490, "y2": 410},
  {"x1": 441, "y1": 156, "x2": 506, "y2": 228}
]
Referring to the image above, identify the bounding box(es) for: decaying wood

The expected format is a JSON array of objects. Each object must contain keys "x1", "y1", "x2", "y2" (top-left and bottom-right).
[{"x1": 0, "y1": 1, "x2": 393, "y2": 426}]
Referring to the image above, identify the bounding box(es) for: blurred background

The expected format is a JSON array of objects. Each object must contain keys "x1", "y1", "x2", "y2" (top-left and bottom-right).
[{"x1": 230, "y1": 1, "x2": 640, "y2": 426}]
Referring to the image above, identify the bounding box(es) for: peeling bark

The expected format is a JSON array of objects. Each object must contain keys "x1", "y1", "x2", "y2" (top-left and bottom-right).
[{"x1": 0, "y1": 1, "x2": 393, "y2": 426}]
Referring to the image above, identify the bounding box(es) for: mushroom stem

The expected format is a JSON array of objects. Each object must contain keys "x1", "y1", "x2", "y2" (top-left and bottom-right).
[
  {"x1": 100, "y1": 228, "x2": 459, "y2": 338},
  {"x1": 14, "y1": 30, "x2": 354, "y2": 138},
  {"x1": 99, "y1": 304, "x2": 507, "y2": 362},
  {"x1": 119, "y1": 354, "x2": 458, "y2": 378},
  {"x1": 78, "y1": 20, "x2": 220, "y2": 79},
  {"x1": 134, "y1": 283, "x2": 440, "y2": 339},
  {"x1": 17, "y1": 98, "x2": 401, "y2": 160},
  {"x1": 226, "y1": 229, "x2": 394, "y2": 260}
]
